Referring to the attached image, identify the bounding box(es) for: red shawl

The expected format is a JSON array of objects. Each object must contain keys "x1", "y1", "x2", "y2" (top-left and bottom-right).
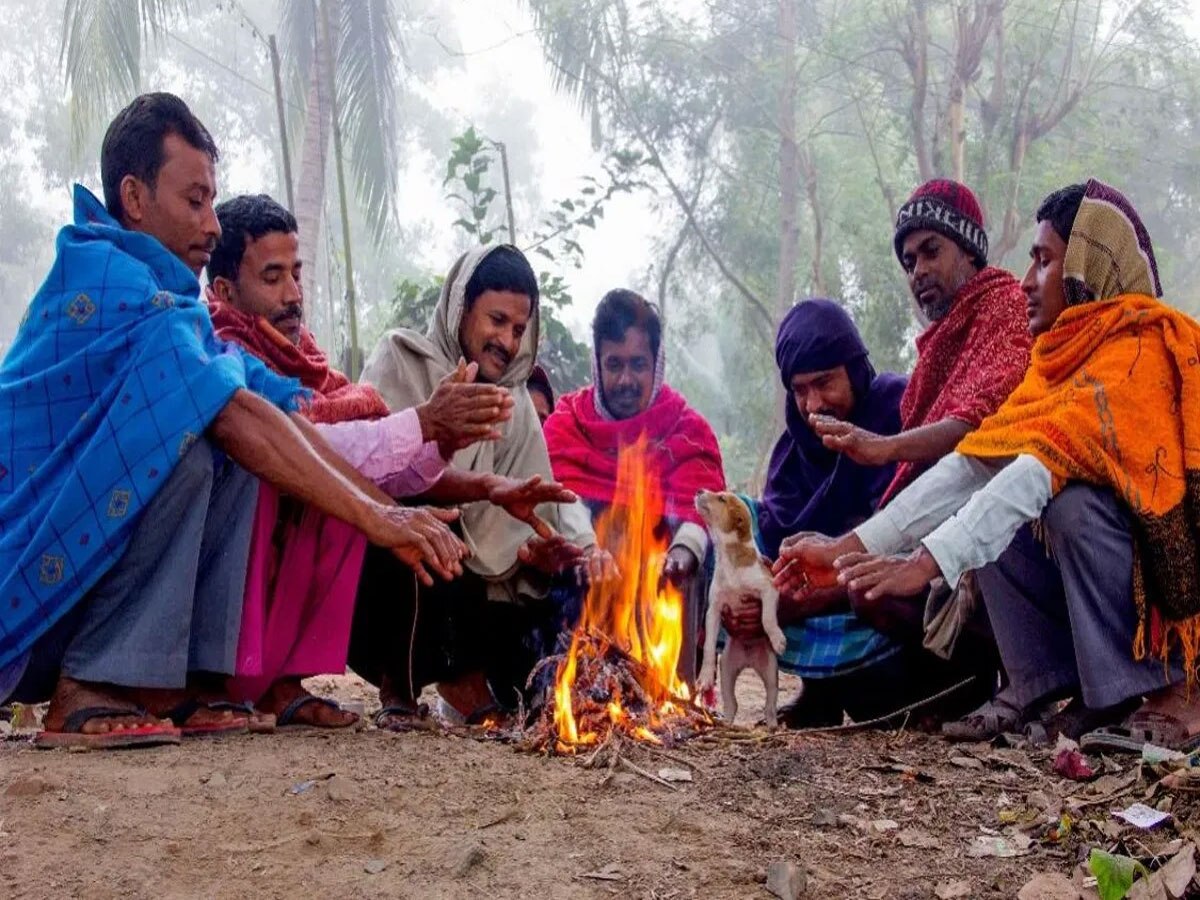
[
  {"x1": 544, "y1": 384, "x2": 726, "y2": 526},
  {"x1": 881, "y1": 266, "x2": 1031, "y2": 505},
  {"x1": 208, "y1": 301, "x2": 390, "y2": 424}
]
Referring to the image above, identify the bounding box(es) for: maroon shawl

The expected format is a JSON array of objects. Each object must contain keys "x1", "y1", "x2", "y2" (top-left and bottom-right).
[
  {"x1": 881, "y1": 266, "x2": 1030, "y2": 505},
  {"x1": 208, "y1": 301, "x2": 389, "y2": 424}
]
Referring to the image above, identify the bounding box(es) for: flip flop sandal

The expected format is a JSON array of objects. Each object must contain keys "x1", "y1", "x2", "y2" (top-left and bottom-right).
[
  {"x1": 1081, "y1": 710, "x2": 1200, "y2": 755},
  {"x1": 374, "y1": 702, "x2": 436, "y2": 733},
  {"x1": 277, "y1": 694, "x2": 359, "y2": 731},
  {"x1": 1026, "y1": 697, "x2": 1139, "y2": 747},
  {"x1": 942, "y1": 696, "x2": 1026, "y2": 742},
  {"x1": 210, "y1": 700, "x2": 276, "y2": 734},
  {"x1": 35, "y1": 706, "x2": 181, "y2": 750},
  {"x1": 162, "y1": 698, "x2": 251, "y2": 737}
]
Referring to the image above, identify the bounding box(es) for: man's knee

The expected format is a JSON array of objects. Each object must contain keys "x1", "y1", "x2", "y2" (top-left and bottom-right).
[{"x1": 1044, "y1": 483, "x2": 1126, "y2": 538}]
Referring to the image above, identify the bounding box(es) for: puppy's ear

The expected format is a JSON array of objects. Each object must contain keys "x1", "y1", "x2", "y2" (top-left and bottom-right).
[{"x1": 729, "y1": 498, "x2": 753, "y2": 543}]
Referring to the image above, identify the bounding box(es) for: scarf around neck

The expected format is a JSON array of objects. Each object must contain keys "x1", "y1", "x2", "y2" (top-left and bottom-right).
[
  {"x1": 208, "y1": 300, "x2": 389, "y2": 424},
  {"x1": 957, "y1": 180, "x2": 1200, "y2": 678}
]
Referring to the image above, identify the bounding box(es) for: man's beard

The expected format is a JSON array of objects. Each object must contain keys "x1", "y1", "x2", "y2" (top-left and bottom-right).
[{"x1": 917, "y1": 293, "x2": 954, "y2": 322}]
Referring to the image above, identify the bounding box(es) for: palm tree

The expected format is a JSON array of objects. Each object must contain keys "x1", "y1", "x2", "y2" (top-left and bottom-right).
[{"x1": 60, "y1": 0, "x2": 402, "y2": 378}]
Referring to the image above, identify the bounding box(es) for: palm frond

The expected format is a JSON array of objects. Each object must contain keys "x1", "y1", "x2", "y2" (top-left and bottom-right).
[
  {"x1": 524, "y1": 0, "x2": 616, "y2": 118},
  {"x1": 59, "y1": 0, "x2": 189, "y2": 157},
  {"x1": 279, "y1": 0, "x2": 317, "y2": 119},
  {"x1": 333, "y1": 0, "x2": 401, "y2": 241}
]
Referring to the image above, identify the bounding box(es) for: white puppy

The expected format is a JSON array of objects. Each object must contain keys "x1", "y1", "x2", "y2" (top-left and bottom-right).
[{"x1": 694, "y1": 490, "x2": 787, "y2": 727}]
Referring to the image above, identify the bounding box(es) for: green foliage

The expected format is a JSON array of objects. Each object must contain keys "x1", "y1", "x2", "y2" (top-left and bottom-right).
[
  {"x1": 528, "y1": 0, "x2": 1200, "y2": 490},
  {"x1": 1088, "y1": 848, "x2": 1146, "y2": 900}
]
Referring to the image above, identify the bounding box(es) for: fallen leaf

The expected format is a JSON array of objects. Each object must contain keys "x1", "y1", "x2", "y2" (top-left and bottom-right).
[
  {"x1": 810, "y1": 808, "x2": 838, "y2": 827},
  {"x1": 967, "y1": 833, "x2": 1034, "y2": 858},
  {"x1": 1157, "y1": 843, "x2": 1196, "y2": 898},
  {"x1": 896, "y1": 828, "x2": 941, "y2": 849},
  {"x1": 934, "y1": 880, "x2": 973, "y2": 900},
  {"x1": 657, "y1": 767, "x2": 693, "y2": 783},
  {"x1": 765, "y1": 860, "x2": 806, "y2": 900},
  {"x1": 1127, "y1": 873, "x2": 1169, "y2": 900},
  {"x1": 1017, "y1": 871, "x2": 1081, "y2": 900},
  {"x1": 870, "y1": 819, "x2": 899, "y2": 834},
  {"x1": 1089, "y1": 849, "x2": 1145, "y2": 900},
  {"x1": 950, "y1": 755, "x2": 984, "y2": 770},
  {"x1": 578, "y1": 862, "x2": 626, "y2": 882}
]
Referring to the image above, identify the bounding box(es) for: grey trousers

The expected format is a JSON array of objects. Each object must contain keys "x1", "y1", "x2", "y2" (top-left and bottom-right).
[
  {"x1": 977, "y1": 484, "x2": 1180, "y2": 710},
  {"x1": 13, "y1": 436, "x2": 257, "y2": 699}
]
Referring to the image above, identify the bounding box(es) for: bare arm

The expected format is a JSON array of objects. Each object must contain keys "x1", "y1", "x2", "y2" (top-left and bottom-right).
[
  {"x1": 209, "y1": 389, "x2": 466, "y2": 583},
  {"x1": 211, "y1": 389, "x2": 379, "y2": 529},
  {"x1": 810, "y1": 415, "x2": 971, "y2": 467},
  {"x1": 874, "y1": 418, "x2": 971, "y2": 465}
]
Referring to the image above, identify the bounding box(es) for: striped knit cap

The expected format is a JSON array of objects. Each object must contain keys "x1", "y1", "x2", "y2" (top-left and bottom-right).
[{"x1": 893, "y1": 179, "x2": 988, "y2": 267}]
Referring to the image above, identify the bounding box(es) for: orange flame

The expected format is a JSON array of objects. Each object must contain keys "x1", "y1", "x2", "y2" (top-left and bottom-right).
[{"x1": 552, "y1": 434, "x2": 695, "y2": 749}]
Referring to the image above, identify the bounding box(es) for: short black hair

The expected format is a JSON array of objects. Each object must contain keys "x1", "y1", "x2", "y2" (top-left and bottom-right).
[
  {"x1": 527, "y1": 364, "x2": 555, "y2": 410},
  {"x1": 464, "y1": 245, "x2": 539, "y2": 310},
  {"x1": 592, "y1": 289, "x2": 661, "y2": 358},
  {"x1": 1036, "y1": 184, "x2": 1086, "y2": 244},
  {"x1": 209, "y1": 194, "x2": 298, "y2": 282},
  {"x1": 101, "y1": 92, "x2": 219, "y2": 223}
]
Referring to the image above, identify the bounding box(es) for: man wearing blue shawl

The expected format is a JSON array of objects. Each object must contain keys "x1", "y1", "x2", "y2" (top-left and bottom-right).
[
  {"x1": 0, "y1": 94, "x2": 466, "y2": 748},
  {"x1": 727, "y1": 299, "x2": 991, "y2": 727}
]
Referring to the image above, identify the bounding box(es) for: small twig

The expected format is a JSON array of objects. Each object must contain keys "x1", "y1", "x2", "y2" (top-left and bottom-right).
[
  {"x1": 635, "y1": 743, "x2": 698, "y2": 772},
  {"x1": 618, "y1": 756, "x2": 680, "y2": 791}
]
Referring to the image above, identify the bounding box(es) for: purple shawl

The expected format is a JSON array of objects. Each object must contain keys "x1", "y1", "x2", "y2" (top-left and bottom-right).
[{"x1": 758, "y1": 299, "x2": 907, "y2": 557}]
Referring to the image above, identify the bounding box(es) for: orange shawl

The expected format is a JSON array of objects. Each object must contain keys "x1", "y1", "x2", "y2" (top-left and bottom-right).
[{"x1": 958, "y1": 180, "x2": 1200, "y2": 675}]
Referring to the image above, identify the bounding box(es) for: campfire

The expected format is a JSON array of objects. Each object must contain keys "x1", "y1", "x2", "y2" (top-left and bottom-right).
[{"x1": 525, "y1": 435, "x2": 712, "y2": 754}]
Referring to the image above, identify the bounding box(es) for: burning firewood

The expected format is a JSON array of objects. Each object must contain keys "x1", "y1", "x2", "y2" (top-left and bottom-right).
[{"x1": 519, "y1": 438, "x2": 715, "y2": 755}]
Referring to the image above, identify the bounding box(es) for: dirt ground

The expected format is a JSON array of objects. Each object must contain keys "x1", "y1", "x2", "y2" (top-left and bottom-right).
[{"x1": 2, "y1": 671, "x2": 1197, "y2": 900}]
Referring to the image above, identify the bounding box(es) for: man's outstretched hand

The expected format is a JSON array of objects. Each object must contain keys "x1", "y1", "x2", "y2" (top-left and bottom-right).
[
  {"x1": 417, "y1": 359, "x2": 515, "y2": 458},
  {"x1": 834, "y1": 547, "x2": 941, "y2": 601},
  {"x1": 363, "y1": 503, "x2": 469, "y2": 586},
  {"x1": 518, "y1": 536, "x2": 619, "y2": 586},
  {"x1": 772, "y1": 531, "x2": 860, "y2": 594},
  {"x1": 809, "y1": 415, "x2": 894, "y2": 467},
  {"x1": 487, "y1": 474, "x2": 578, "y2": 537}
]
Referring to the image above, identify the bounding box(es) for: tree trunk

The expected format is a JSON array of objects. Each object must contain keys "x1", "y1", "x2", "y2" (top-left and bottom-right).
[
  {"x1": 295, "y1": 3, "x2": 333, "y2": 348},
  {"x1": 948, "y1": 73, "x2": 966, "y2": 182},
  {"x1": 800, "y1": 145, "x2": 825, "y2": 295},
  {"x1": 777, "y1": 0, "x2": 799, "y2": 319},
  {"x1": 321, "y1": 0, "x2": 361, "y2": 380}
]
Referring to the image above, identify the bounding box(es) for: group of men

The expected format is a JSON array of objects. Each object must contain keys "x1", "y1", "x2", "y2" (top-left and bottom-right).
[{"x1": 2, "y1": 91, "x2": 1199, "y2": 754}]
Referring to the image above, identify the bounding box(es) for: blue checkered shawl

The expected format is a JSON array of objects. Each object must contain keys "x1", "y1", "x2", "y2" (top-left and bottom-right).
[{"x1": 0, "y1": 185, "x2": 303, "y2": 669}]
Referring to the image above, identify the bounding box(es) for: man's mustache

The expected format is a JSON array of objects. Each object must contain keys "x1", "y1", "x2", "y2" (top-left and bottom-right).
[
  {"x1": 484, "y1": 343, "x2": 512, "y2": 365},
  {"x1": 272, "y1": 304, "x2": 302, "y2": 325}
]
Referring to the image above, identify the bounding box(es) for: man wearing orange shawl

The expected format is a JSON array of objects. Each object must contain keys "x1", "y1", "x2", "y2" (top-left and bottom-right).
[
  {"x1": 543, "y1": 290, "x2": 726, "y2": 676},
  {"x1": 777, "y1": 181, "x2": 1200, "y2": 751}
]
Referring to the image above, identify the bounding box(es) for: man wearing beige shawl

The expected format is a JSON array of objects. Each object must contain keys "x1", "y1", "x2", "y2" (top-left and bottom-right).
[{"x1": 351, "y1": 245, "x2": 611, "y2": 728}]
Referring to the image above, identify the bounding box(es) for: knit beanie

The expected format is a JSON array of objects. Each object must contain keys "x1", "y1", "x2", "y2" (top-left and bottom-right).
[{"x1": 893, "y1": 179, "x2": 989, "y2": 267}]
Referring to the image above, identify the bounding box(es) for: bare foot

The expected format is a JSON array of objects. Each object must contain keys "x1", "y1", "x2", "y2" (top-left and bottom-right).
[
  {"x1": 42, "y1": 677, "x2": 169, "y2": 734},
  {"x1": 127, "y1": 687, "x2": 248, "y2": 732},
  {"x1": 1136, "y1": 683, "x2": 1200, "y2": 735},
  {"x1": 259, "y1": 679, "x2": 358, "y2": 728}
]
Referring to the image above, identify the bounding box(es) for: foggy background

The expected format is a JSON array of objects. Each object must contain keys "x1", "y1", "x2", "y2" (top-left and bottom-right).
[{"x1": 3, "y1": 0, "x2": 1199, "y2": 488}]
